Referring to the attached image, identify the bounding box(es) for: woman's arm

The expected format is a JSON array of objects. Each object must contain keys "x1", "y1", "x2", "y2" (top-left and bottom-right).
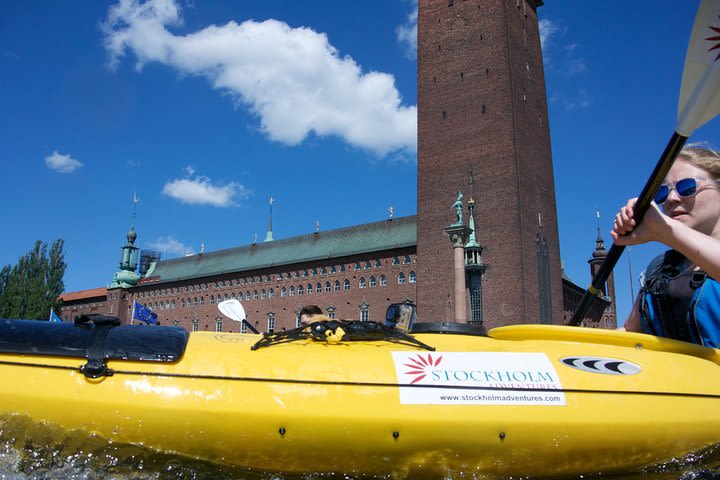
[
  {"x1": 612, "y1": 198, "x2": 720, "y2": 279},
  {"x1": 621, "y1": 296, "x2": 642, "y2": 333}
]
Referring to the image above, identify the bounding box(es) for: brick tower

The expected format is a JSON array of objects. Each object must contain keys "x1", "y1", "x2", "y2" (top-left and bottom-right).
[{"x1": 416, "y1": 0, "x2": 563, "y2": 326}]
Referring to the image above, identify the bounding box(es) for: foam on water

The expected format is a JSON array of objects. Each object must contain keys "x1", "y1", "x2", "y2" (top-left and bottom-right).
[{"x1": 0, "y1": 413, "x2": 718, "y2": 480}]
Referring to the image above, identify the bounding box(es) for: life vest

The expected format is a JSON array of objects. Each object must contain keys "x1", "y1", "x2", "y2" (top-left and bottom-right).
[{"x1": 639, "y1": 250, "x2": 720, "y2": 349}]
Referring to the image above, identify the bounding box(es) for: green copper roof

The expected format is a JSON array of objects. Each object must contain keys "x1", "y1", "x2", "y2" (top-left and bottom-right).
[{"x1": 144, "y1": 215, "x2": 417, "y2": 284}]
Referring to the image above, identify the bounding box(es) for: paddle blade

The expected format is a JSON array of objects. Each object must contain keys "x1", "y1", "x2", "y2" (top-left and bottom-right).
[
  {"x1": 677, "y1": 0, "x2": 720, "y2": 136},
  {"x1": 218, "y1": 299, "x2": 246, "y2": 322}
]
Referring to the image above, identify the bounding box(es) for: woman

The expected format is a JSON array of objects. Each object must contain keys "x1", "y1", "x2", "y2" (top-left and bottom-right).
[{"x1": 612, "y1": 143, "x2": 720, "y2": 347}]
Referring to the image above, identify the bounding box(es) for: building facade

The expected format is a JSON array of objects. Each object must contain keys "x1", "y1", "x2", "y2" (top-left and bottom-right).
[
  {"x1": 59, "y1": 214, "x2": 616, "y2": 332},
  {"x1": 417, "y1": 0, "x2": 563, "y2": 326}
]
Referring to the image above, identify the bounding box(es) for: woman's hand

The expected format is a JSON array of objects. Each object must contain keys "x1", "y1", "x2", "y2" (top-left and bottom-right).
[{"x1": 611, "y1": 198, "x2": 671, "y2": 246}]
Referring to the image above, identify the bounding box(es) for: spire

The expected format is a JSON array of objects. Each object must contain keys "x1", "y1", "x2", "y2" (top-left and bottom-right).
[
  {"x1": 127, "y1": 192, "x2": 139, "y2": 246},
  {"x1": 465, "y1": 198, "x2": 481, "y2": 248},
  {"x1": 593, "y1": 210, "x2": 607, "y2": 258},
  {"x1": 109, "y1": 192, "x2": 141, "y2": 288},
  {"x1": 264, "y1": 197, "x2": 274, "y2": 242}
]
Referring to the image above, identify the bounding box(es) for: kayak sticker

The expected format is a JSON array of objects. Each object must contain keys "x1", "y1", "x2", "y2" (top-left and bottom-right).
[
  {"x1": 392, "y1": 352, "x2": 565, "y2": 406},
  {"x1": 560, "y1": 356, "x2": 641, "y2": 375}
]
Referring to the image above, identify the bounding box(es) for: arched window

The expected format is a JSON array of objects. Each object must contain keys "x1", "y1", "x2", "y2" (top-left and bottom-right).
[
  {"x1": 281, "y1": 287, "x2": 287, "y2": 298},
  {"x1": 364, "y1": 261, "x2": 372, "y2": 269},
  {"x1": 316, "y1": 283, "x2": 322, "y2": 294},
  {"x1": 360, "y1": 301, "x2": 370, "y2": 322},
  {"x1": 261, "y1": 289, "x2": 267, "y2": 299},
  {"x1": 392, "y1": 257, "x2": 400, "y2": 265},
  {"x1": 369, "y1": 276, "x2": 377, "y2": 287},
  {"x1": 186, "y1": 298, "x2": 191, "y2": 306},
  {"x1": 224, "y1": 293, "x2": 229, "y2": 301},
  {"x1": 165, "y1": 301, "x2": 170, "y2": 309},
  {"x1": 334, "y1": 280, "x2": 340, "y2": 292},
  {"x1": 231, "y1": 292, "x2": 236, "y2": 299},
  {"x1": 192, "y1": 319, "x2": 199, "y2": 332},
  {"x1": 330, "y1": 266, "x2": 336, "y2": 274},
  {"x1": 375, "y1": 259, "x2": 382, "y2": 268},
  {"x1": 267, "y1": 313, "x2": 276, "y2": 333},
  {"x1": 306, "y1": 284, "x2": 313, "y2": 295},
  {"x1": 289, "y1": 286, "x2": 295, "y2": 297},
  {"x1": 245, "y1": 291, "x2": 251, "y2": 301},
  {"x1": 398, "y1": 273, "x2": 406, "y2": 285},
  {"x1": 200, "y1": 296, "x2": 205, "y2": 306},
  {"x1": 269, "y1": 288, "x2": 274, "y2": 298},
  {"x1": 409, "y1": 271, "x2": 417, "y2": 283},
  {"x1": 404, "y1": 255, "x2": 411, "y2": 264},
  {"x1": 216, "y1": 318, "x2": 223, "y2": 332},
  {"x1": 380, "y1": 275, "x2": 387, "y2": 286},
  {"x1": 298, "y1": 285, "x2": 304, "y2": 295},
  {"x1": 193, "y1": 297, "x2": 198, "y2": 306},
  {"x1": 344, "y1": 279, "x2": 350, "y2": 290},
  {"x1": 209, "y1": 295, "x2": 215, "y2": 305},
  {"x1": 253, "y1": 290, "x2": 259, "y2": 300},
  {"x1": 171, "y1": 300, "x2": 176, "y2": 309},
  {"x1": 181, "y1": 299, "x2": 185, "y2": 308},
  {"x1": 325, "y1": 282, "x2": 331, "y2": 293},
  {"x1": 359, "y1": 277, "x2": 366, "y2": 289},
  {"x1": 354, "y1": 262, "x2": 361, "y2": 270}
]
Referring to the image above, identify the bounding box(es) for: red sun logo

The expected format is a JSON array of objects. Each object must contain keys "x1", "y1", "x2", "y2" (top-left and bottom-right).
[
  {"x1": 403, "y1": 353, "x2": 443, "y2": 384},
  {"x1": 707, "y1": 16, "x2": 720, "y2": 61}
]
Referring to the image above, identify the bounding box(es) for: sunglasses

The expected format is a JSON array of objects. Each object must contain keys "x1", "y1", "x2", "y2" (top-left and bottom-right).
[{"x1": 654, "y1": 177, "x2": 720, "y2": 204}]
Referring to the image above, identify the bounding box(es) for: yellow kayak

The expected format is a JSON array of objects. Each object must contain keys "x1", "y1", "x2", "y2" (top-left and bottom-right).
[{"x1": 0, "y1": 317, "x2": 718, "y2": 478}]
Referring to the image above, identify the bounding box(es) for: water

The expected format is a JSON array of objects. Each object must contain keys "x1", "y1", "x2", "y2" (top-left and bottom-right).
[{"x1": 1, "y1": 414, "x2": 719, "y2": 480}]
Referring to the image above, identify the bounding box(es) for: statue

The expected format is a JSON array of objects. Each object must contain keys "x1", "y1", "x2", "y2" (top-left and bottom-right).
[{"x1": 451, "y1": 191, "x2": 463, "y2": 225}]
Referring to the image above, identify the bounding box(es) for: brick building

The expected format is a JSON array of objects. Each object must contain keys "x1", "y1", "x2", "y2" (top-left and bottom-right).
[
  {"x1": 417, "y1": 0, "x2": 563, "y2": 326},
  {"x1": 59, "y1": 214, "x2": 616, "y2": 331}
]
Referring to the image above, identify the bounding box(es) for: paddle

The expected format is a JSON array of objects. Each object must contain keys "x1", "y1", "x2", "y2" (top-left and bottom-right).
[
  {"x1": 218, "y1": 299, "x2": 260, "y2": 333},
  {"x1": 569, "y1": 0, "x2": 720, "y2": 326}
]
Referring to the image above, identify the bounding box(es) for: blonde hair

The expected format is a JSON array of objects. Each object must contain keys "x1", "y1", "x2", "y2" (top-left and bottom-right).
[{"x1": 678, "y1": 142, "x2": 720, "y2": 179}]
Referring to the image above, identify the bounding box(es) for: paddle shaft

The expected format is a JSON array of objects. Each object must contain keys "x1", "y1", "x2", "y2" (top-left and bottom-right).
[{"x1": 568, "y1": 132, "x2": 689, "y2": 326}]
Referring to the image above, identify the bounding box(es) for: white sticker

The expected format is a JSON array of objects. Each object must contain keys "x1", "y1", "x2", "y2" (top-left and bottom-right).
[{"x1": 392, "y1": 351, "x2": 566, "y2": 406}]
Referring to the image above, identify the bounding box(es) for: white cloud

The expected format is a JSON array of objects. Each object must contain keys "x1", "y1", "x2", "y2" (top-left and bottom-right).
[
  {"x1": 162, "y1": 167, "x2": 250, "y2": 207},
  {"x1": 45, "y1": 151, "x2": 83, "y2": 173},
  {"x1": 147, "y1": 235, "x2": 194, "y2": 256},
  {"x1": 396, "y1": 0, "x2": 417, "y2": 59},
  {"x1": 102, "y1": 0, "x2": 417, "y2": 157},
  {"x1": 538, "y1": 19, "x2": 558, "y2": 51}
]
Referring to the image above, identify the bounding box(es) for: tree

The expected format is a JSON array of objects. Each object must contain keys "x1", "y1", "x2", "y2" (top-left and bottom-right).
[{"x1": 0, "y1": 240, "x2": 66, "y2": 320}]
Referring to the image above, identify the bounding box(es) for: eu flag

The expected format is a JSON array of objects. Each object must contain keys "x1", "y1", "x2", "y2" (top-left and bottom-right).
[
  {"x1": 49, "y1": 309, "x2": 62, "y2": 323},
  {"x1": 132, "y1": 301, "x2": 159, "y2": 325}
]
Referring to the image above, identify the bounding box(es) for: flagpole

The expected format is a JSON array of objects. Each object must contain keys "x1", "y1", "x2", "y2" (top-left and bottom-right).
[{"x1": 627, "y1": 247, "x2": 635, "y2": 301}]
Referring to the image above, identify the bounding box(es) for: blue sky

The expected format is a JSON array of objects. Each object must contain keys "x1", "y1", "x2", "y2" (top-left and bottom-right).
[{"x1": 1, "y1": 1, "x2": 718, "y2": 325}]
